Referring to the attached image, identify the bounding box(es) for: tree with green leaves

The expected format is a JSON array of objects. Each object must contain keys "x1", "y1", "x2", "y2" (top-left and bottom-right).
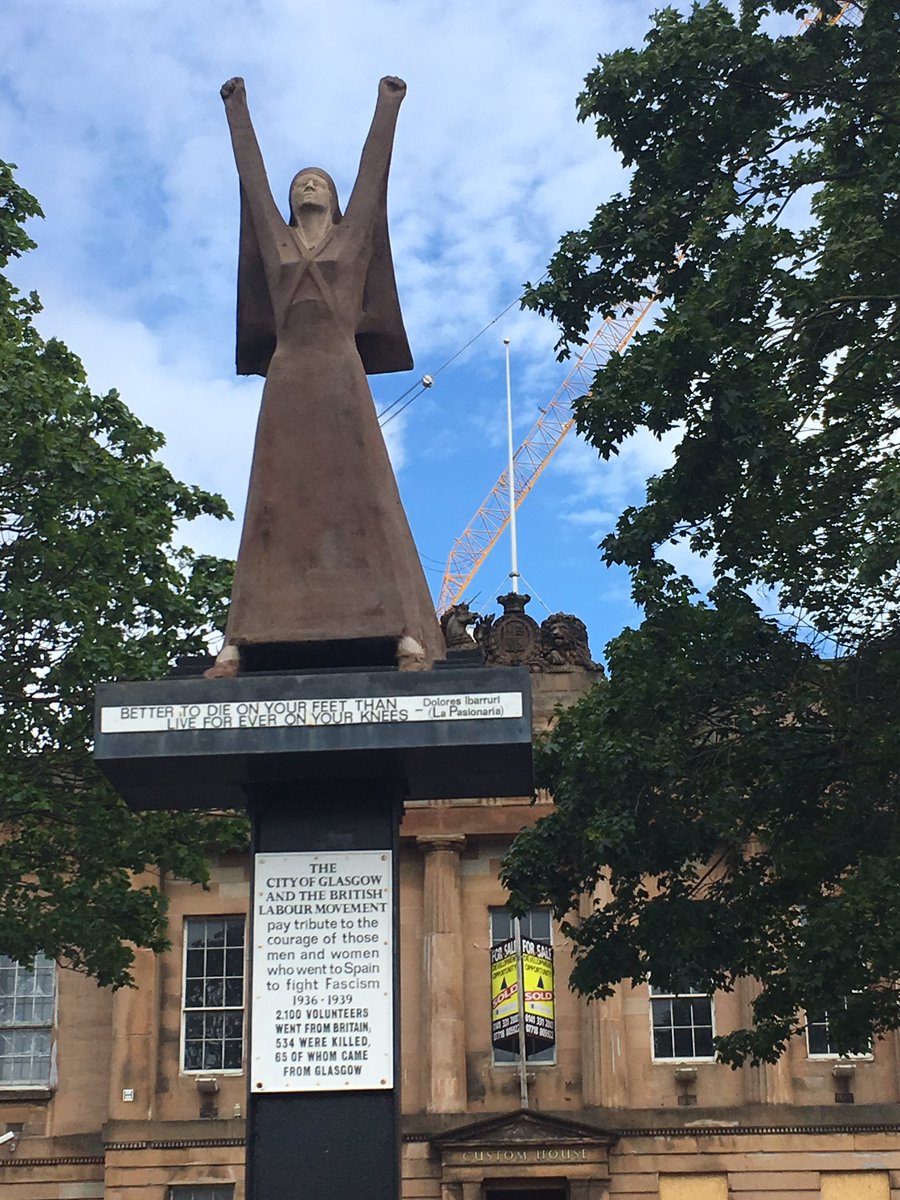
[
  {"x1": 503, "y1": 0, "x2": 900, "y2": 1064},
  {"x1": 0, "y1": 161, "x2": 244, "y2": 988}
]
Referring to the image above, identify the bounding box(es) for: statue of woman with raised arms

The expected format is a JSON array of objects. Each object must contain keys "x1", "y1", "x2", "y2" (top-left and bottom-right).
[{"x1": 212, "y1": 76, "x2": 443, "y2": 675}]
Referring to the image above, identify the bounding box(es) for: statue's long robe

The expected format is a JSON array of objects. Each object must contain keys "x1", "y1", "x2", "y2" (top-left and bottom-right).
[{"x1": 222, "y1": 91, "x2": 443, "y2": 666}]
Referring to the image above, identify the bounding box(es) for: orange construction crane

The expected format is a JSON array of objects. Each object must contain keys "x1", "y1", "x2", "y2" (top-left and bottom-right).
[
  {"x1": 437, "y1": 295, "x2": 656, "y2": 613},
  {"x1": 437, "y1": 0, "x2": 862, "y2": 615},
  {"x1": 798, "y1": 0, "x2": 862, "y2": 30}
]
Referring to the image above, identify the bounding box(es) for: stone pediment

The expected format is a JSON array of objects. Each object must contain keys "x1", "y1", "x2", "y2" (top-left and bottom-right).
[
  {"x1": 433, "y1": 1110, "x2": 610, "y2": 1149},
  {"x1": 432, "y1": 1112, "x2": 613, "y2": 1195}
]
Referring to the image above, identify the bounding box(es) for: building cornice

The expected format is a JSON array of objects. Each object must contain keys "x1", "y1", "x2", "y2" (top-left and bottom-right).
[{"x1": 403, "y1": 1105, "x2": 900, "y2": 1143}]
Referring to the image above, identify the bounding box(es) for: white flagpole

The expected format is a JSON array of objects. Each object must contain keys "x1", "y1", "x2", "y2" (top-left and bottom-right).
[{"x1": 504, "y1": 337, "x2": 520, "y2": 594}]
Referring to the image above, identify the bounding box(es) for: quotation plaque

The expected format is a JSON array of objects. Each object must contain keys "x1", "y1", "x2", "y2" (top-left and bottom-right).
[{"x1": 251, "y1": 851, "x2": 393, "y2": 1092}]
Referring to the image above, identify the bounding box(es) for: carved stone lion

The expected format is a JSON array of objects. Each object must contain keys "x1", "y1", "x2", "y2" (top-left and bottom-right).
[{"x1": 539, "y1": 613, "x2": 600, "y2": 671}]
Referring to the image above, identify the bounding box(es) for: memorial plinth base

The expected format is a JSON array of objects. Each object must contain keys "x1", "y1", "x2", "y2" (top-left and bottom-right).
[{"x1": 94, "y1": 664, "x2": 533, "y2": 1200}]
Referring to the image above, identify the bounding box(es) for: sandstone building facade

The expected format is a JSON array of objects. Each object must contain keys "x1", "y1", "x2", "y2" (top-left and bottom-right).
[{"x1": 2, "y1": 608, "x2": 899, "y2": 1199}]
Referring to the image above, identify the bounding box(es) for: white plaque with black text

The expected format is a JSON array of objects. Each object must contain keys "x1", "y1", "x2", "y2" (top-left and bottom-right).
[
  {"x1": 251, "y1": 850, "x2": 392, "y2": 1092},
  {"x1": 100, "y1": 690, "x2": 522, "y2": 733}
]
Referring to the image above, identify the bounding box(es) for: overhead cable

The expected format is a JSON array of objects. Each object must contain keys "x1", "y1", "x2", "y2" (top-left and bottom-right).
[{"x1": 377, "y1": 274, "x2": 548, "y2": 428}]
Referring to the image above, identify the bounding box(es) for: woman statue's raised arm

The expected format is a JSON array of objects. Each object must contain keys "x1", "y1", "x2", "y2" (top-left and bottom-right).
[
  {"x1": 221, "y1": 77, "x2": 287, "y2": 266},
  {"x1": 345, "y1": 76, "x2": 406, "y2": 225}
]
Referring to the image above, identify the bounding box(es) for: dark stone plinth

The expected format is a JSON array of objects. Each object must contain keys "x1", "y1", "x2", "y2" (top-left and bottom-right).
[
  {"x1": 246, "y1": 783, "x2": 401, "y2": 1200},
  {"x1": 94, "y1": 665, "x2": 532, "y2": 809}
]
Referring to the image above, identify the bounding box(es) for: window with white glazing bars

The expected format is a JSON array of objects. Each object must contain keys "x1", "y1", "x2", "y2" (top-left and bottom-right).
[
  {"x1": 182, "y1": 917, "x2": 245, "y2": 1072},
  {"x1": 806, "y1": 1002, "x2": 872, "y2": 1058},
  {"x1": 0, "y1": 953, "x2": 55, "y2": 1086},
  {"x1": 650, "y1": 984, "x2": 715, "y2": 1060}
]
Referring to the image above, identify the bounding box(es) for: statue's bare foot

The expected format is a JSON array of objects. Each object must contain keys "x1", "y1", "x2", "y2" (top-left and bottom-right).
[
  {"x1": 203, "y1": 644, "x2": 241, "y2": 678},
  {"x1": 396, "y1": 634, "x2": 427, "y2": 671}
]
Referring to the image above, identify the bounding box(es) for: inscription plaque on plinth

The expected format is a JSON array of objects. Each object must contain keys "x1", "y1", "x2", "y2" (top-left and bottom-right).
[
  {"x1": 100, "y1": 690, "x2": 522, "y2": 733},
  {"x1": 252, "y1": 850, "x2": 393, "y2": 1092}
]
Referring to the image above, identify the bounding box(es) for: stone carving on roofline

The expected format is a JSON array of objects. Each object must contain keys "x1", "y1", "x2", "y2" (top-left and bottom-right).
[
  {"x1": 475, "y1": 592, "x2": 543, "y2": 669},
  {"x1": 540, "y1": 611, "x2": 599, "y2": 672},
  {"x1": 472, "y1": 593, "x2": 603, "y2": 673},
  {"x1": 440, "y1": 601, "x2": 480, "y2": 653}
]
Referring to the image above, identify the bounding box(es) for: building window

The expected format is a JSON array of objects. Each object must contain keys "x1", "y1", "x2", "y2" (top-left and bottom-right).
[
  {"x1": 182, "y1": 917, "x2": 245, "y2": 1072},
  {"x1": 490, "y1": 907, "x2": 554, "y2": 1064},
  {"x1": 168, "y1": 1188, "x2": 235, "y2": 1200},
  {"x1": 0, "y1": 953, "x2": 56, "y2": 1086},
  {"x1": 490, "y1": 906, "x2": 551, "y2": 946},
  {"x1": 650, "y1": 985, "x2": 715, "y2": 1060},
  {"x1": 806, "y1": 1005, "x2": 871, "y2": 1058}
]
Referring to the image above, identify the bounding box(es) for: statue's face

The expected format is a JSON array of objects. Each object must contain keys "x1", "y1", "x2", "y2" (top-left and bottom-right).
[{"x1": 290, "y1": 172, "x2": 334, "y2": 219}]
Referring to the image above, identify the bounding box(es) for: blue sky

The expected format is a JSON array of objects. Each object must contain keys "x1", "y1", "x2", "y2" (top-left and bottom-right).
[{"x1": 0, "y1": 0, "x2": 693, "y2": 664}]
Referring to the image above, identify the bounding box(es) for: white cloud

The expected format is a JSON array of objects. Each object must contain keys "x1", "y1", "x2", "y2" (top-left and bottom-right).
[{"x1": 554, "y1": 425, "x2": 681, "y2": 512}]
